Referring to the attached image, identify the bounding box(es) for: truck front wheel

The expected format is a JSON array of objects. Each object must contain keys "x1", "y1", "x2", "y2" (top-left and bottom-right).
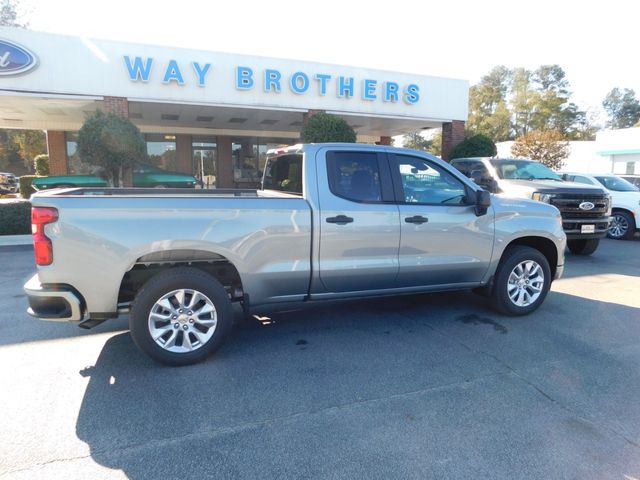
[
  {"x1": 129, "y1": 267, "x2": 232, "y2": 366},
  {"x1": 490, "y1": 246, "x2": 551, "y2": 316},
  {"x1": 567, "y1": 238, "x2": 600, "y2": 255}
]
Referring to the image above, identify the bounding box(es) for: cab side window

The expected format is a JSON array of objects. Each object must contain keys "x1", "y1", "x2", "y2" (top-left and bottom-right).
[
  {"x1": 327, "y1": 152, "x2": 382, "y2": 202},
  {"x1": 392, "y1": 155, "x2": 467, "y2": 205}
]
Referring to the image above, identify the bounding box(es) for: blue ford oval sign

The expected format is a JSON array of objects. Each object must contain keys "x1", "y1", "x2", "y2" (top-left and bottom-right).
[{"x1": 0, "y1": 39, "x2": 38, "y2": 76}]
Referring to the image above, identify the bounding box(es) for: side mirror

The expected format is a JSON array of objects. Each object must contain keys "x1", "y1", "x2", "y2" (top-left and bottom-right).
[{"x1": 475, "y1": 189, "x2": 491, "y2": 216}]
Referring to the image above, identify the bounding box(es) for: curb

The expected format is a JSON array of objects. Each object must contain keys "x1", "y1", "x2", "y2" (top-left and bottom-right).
[{"x1": 0, "y1": 235, "x2": 32, "y2": 247}]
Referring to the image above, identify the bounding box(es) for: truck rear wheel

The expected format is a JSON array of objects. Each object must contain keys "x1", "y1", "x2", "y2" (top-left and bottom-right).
[
  {"x1": 129, "y1": 267, "x2": 232, "y2": 366},
  {"x1": 567, "y1": 238, "x2": 600, "y2": 255},
  {"x1": 490, "y1": 246, "x2": 551, "y2": 316}
]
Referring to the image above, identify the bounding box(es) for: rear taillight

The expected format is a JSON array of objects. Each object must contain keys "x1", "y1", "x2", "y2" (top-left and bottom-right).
[{"x1": 31, "y1": 207, "x2": 58, "y2": 266}]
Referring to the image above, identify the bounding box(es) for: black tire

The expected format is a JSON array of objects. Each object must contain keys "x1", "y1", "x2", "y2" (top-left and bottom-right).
[
  {"x1": 607, "y1": 211, "x2": 635, "y2": 240},
  {"x1": 129, "y1": 267, "x2": 232, "y2": 366},
  {"x1": 490, "y1": 245, "x2": 551, "y2": 316},
  {"x1": 567, "y1": 238, "x2": 600, "y2": 255}
]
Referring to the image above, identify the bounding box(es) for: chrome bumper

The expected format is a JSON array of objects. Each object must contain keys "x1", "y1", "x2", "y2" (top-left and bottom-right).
[{"x1": 24, "y1": 274, "x2": 85, "y2": 322}]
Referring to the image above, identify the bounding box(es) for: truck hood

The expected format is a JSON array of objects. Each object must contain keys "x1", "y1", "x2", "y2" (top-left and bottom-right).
[
  {"x1": 491, "y1": 194, "x2": 560, "y2": 217},
  {"x1": 497, "y1": 179, "x2": 606, "y2": 199}
]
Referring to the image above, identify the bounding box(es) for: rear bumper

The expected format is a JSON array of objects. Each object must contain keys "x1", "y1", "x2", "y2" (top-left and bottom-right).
[{"x1": 24, "y1": 274, "x2": 85, "y2": 322}]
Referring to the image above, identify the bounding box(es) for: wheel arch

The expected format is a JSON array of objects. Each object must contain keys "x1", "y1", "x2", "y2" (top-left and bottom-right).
[
  {"x1": 503, "y1": 236, "x2": 559, "y2": 278},
  {"x1": 117, "y1": 249, "x2": 245, "y2": 307}
]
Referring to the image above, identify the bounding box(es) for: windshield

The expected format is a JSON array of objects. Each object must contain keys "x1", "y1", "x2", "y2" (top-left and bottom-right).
[
  {"x1": 595, "y1": 175, "x2": 639, "y2": 192},
  {"x1": 490, "y1": 160, "x2": 561, "y2": 181}
]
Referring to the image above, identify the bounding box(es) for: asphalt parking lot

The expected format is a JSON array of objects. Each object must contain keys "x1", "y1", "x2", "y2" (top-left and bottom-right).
[{"x1": 1, "y1": 238, "x2": 639, "y2": 479}]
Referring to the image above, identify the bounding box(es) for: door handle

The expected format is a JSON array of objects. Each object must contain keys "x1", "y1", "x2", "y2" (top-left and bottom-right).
[
  {"x1": 404, "y1": 215, "x2": 428, "y2": 224},
  {"x1": 326, "y1": 215, "x2": 354, "y2": 225}
]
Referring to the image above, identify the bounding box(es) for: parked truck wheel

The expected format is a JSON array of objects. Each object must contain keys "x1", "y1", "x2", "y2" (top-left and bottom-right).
[
  {"x1": 129, "y1": 267, "x2": 232, "y2": 366},
  {"x1": 567, "y1": 238, "x2": 600, "y2": 255},
  {"x1": 490, "y1": 246, "x2": 551, "y2": 316},
  {"x1": 607, "y1": 211, "x2": 635, "y2": 240}
]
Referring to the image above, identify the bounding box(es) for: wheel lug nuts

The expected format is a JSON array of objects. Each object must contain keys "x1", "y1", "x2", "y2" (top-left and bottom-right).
[
  {"x1": 178, "y1": 309, "x2": 184, "y2": 314},
  {"x1": 188, "y1": 311, "x2": 193, "y2": 315},
  {"x1": 174, "y1": 323, "x2": 179, "y2": 329},
  {"x1": 189, "y1": 318, "x2": 194, "y2": 323},
  {"x1": 182, "y1": 325, "x2": 188, "y2": 331},
  {"x1": 172, "y1": 315, "x2": 177, "y2": 320}
]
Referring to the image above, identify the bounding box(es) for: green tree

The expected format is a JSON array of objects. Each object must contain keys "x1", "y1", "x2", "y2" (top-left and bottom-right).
[
  {"x1": 449, "y1": 134, "x2": 497, "y2": 160},
  {"x1": 510, "y1": 68, "x2": 538, "y2": 138},
  {"x1": 402, "y1": 132, "x2": 432, "y2": 151},
  {"x1": 77, "y1": 110, "x2": 147, "y2": 187},
  {"x1": 511, "y1": 130, "x2": 569, "y2": 170},
  {"x1": 300, "y1": 113, "x2": 356, "y2": 143},
  {"x1": 0, "y1": 0, "x2": 27, "y2": 27},
  {"x1": 602, "y1": 88, "x2": 640, "y2": 129},
  {"x1": 467, "y1": 66, "x2": 512, "y2": 141}
]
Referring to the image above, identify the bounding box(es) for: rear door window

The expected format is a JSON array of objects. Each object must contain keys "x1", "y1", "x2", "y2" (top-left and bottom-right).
[{"x1": 327, "y1": 151, "x2": 383, "y2": 202}]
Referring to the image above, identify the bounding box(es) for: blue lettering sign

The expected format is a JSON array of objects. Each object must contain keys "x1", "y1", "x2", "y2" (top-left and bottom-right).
[
  {"x1": 124, "y1": 56, "x2": 153, "y2": 82},
  {"x1": 0, "y1": 40, "x2": 38, "y2": 76},
  {"x1": 338, "y1": 76, "x2": 354, "y2": 98},
  {"x1": 363, "y1": 79, "x2": 377, "y2": 101},
  {"x1": 162, "y1": 60, "x2": 184, "y2": 85},
  {"x1": 236, "y1": 66, "x2": 254, "y2": 90},
  {"x1": 404, "y1": 84, "x2": 420, "y2": 104},
  {"x1": 192, "y1": 62, "x2": 211, "y2": 87},
  {"x1": 384, "y1": 81, "x2": 399, "y2": 102},
  {"x1": 290, "y1": 72, "x2": 310, "y2": 94},
  {"x1": 264, "y1": 69, "x2": 282, "y2": 93},
  {"x1": 315, "y1": 74, "x2": 331, "y2": 96}
]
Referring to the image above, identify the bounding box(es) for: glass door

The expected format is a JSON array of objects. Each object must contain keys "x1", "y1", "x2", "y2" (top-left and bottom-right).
[{"x1": 192, "y1": 137, "x2": 217, "y2": 188}]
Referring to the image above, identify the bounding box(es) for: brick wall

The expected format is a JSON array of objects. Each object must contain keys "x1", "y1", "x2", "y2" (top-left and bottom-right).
[
  {"x1": 46, "y1": 131, "x2": 67, "y2": 175},
  {"x1": 103, "y1": 96, "x2": 129, "y2": 117},
  {"x1": 441, "y1": 120, "x2": 465, "y2": 161}
]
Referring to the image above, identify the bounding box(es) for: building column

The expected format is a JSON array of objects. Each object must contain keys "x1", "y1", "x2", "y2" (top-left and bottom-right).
[
  {"x1": 103, "y1": 96, "x2": 129, "y2": 117},
  {"x1": 441, "y1": 120, "x2": 465, "y2": 161},
  {"x1": 377, "y1": 136, "x2": 392, "y2": 146},
  {"x1": 176, "y1": 134, "x2": 192, "y2": 174},
  {"x1": 216, "y1": 136, "x2": 234, "y2": 188},
  {"x1": 46, "y1": 131, "x2": 67, "y2": 175}
]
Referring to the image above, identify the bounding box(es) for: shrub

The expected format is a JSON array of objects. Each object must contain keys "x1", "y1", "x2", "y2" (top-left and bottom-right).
[
  {"x1": 449, "y1": 134, "x2": 497, "y2": 160},
  {"x1": 0, "y1": 201, "x2": 31, "y2": 235},
  {"x1": 19, "y1": 175, "x2": 39, "y2": 199},
  {"x1": 300, "y1": 113, "x2": 357, "y2": 143},
  {"x1": 34, "y1": 154, "x2": 50, "y2": 176}
]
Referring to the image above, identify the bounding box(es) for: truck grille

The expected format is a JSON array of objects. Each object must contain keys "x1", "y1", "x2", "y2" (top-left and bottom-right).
[{"x1": 550, "y1": 195, "x2": 609, "y2": 219}]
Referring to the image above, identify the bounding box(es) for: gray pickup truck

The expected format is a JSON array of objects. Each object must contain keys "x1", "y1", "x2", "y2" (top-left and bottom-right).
[{"x1": 25, "y1": 144, "x2": 566, "y2": 365}]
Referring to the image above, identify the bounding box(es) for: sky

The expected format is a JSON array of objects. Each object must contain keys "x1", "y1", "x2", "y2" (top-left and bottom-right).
[{"x1": 19, "y1": 0, "x2": 640, "y2": 122}]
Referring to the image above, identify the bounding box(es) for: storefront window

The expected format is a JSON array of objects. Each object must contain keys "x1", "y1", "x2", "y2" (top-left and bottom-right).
[
  {"x1": 65, "y1": 133, "x2": 94, "y2": 174},
  {"x1": 146, "y1": 134, "x2": 178, "y2": 171},
  {"x1": 232, "y1": 136, "x2": 292, "y2": 184},
  {"x1": 193, "y1": 136, "x2": 217, "y2": 187}
]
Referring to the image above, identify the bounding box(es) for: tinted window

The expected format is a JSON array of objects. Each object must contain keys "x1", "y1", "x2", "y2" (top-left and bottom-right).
[
  {"x1": 327, "y1": 152, "x2": 382, "y2": 202},
  {"x1": 595, "y1": 175, "x2": 639, "y2": 192},
  {"x1": 262, "y1": 154, "x2": 303, "y2": 194},
  {"x1": 394, "y1": 155, "x2": 467, "y2": 205},
  {"x1": 573, "y1": 175, "x2": 595, "y2": 185}
]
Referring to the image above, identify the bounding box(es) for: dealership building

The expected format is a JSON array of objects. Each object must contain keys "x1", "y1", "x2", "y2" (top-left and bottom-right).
[{"x1": 0, "y1": 27, "x2": 468, "y2": 188}]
